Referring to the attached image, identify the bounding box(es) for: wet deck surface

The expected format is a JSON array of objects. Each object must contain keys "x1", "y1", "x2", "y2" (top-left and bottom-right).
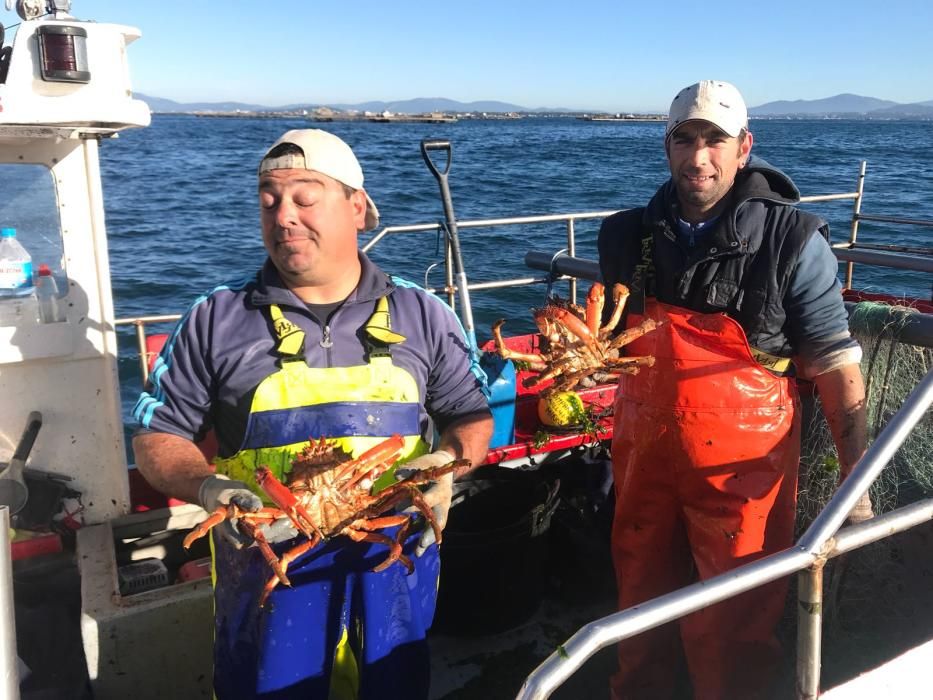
[{"x1": 429, "y1": 595, "x2": 618, "y2": 700}]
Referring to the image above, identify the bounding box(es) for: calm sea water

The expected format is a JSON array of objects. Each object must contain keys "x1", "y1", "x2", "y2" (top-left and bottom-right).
[{"x1": 99, "y1": 116, "x2": 933, "y2": 422}]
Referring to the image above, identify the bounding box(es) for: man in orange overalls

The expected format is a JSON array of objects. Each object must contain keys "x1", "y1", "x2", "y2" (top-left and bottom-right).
[{"x1": 598, "y1": 80, "x2": 874, "y2": 700}]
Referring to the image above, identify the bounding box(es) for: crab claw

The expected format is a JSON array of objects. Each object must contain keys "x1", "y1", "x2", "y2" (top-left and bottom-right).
[
  {"x1": 256, "y1": 467, "x2": 325, "y2": 542},
  {"x1": 183, "y1": 505, "x2": 230, "y2": 549},
  {"x1": 585, "y1": 283, "x2": 605, "y2": 336}
]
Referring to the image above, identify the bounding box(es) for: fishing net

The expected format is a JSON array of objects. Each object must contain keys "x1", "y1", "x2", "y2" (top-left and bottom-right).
[
  {"x1": 790, "y1": 300, "x2": 933, "y2": 686},
  {"x1": 797, "y1": 300, "x2": 932, "y2": 526}
]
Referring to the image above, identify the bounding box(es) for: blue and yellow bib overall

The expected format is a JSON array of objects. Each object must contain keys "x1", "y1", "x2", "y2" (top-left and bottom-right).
[{"x1": 211, "y1": 299, "x2": 438, "y2": 700}]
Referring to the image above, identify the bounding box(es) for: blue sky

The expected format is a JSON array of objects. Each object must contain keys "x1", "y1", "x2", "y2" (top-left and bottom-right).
[{"x1": 4, "y1": 0, "x2": 931, "y2": 111}]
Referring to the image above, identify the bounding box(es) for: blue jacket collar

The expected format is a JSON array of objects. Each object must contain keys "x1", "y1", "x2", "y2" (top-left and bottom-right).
[{"x1": 251, "y1": 251, "x2": 395, "y2": 309}]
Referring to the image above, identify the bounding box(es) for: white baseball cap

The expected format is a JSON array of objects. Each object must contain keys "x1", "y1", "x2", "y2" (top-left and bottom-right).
[
  {"x1": 665, "y1": 80, "x2": 748, "y2": 142},
  {"x1": 259, "y1": 129, "x2": 380, "y2": 231}
]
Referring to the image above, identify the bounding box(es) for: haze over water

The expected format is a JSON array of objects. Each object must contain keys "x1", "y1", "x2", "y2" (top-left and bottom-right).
[{"x1": 100, "y1": 115, "x2": 933, "y2": 420}]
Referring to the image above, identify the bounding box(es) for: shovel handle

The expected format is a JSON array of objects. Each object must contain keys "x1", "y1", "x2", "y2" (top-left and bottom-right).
[
  {"x1": 12, "y1": 411, "x2": 42, "y2": 463},
  {"x1": 420, "y1": 139, "x2": 452, "y2": 179}
]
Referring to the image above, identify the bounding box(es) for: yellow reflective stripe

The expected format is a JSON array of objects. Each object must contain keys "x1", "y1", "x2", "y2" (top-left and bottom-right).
[
  {"x1": 269, "y1": 304, "x2": 306, "y2": 357},
  {"x1": 749, "y1": 346, "x2": 793, "y2": 374},
  {"x1": 365, "y1": 296, "x2": 407, "y2": 345},
  {"x1": 329, "y1": 624, "x2": 360, "y2": 700},
  {"x1": 209, "y1": 536, "x2": 219, "y2": 700},
  {"x1": 251, "y1": 360, "x2": 421, "y2": 412}
]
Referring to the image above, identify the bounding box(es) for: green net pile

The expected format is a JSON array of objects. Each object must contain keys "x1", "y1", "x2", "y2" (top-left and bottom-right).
[
  {"x1": 790, "y1": 300, "x2": 933, "y2": 687},
  {"x1": 797, "y1": 300, "x2": 933, "y2": 526}
]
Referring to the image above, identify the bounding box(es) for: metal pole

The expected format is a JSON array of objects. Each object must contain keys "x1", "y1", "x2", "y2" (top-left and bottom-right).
[
  {"x1": 524, "y1": 251, "x2": 601, "y2": 283},
  {"x1": 444, "y1": 238, "x2": 456, "y2": 309},
  {"x1": 566, "y1": 219, "x2": 577, "y2": 305},
  {"x1": 0, "y1": 507, "x2": 21, "y2": 699},
  {"x1": 135, "y1": 321, "x2": 150, "y2": 384},
  {"x1": 796, "y1": 562, "x2": 825, "y2": 699},
  {"x1": 845, "y1": 161, "x2": 867, "y2": 289},
  {"x1": 420, "y1": 140, "x2": 478, "y2": 354}
]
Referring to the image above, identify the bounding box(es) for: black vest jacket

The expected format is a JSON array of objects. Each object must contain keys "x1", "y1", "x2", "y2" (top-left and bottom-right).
[{"x1": 597, "y1": 157, "x2": 829, "y2": 357}]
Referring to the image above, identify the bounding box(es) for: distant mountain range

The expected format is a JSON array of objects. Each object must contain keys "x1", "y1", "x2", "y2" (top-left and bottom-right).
[
  {"x1": 135, "y1": 93, "x2": 933, "y2": 119},
  {"x1": 135, "y1": 94, "x2": 552, "y2": 114},
  {"x1": 749, "y1": 93, "x2": 933, "y2": 118}
]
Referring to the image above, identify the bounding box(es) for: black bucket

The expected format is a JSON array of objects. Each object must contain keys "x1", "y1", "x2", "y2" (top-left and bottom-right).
[
  {"x1": 433, "y1": 466, "x2": 559, "y2": 636},
  {"x1": 541, "y1": 456, "x2": 618, "y2": 602}
]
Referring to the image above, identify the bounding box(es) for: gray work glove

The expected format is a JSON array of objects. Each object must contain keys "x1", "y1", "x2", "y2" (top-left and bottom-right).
[
  {"x1": 258, "y1": 517, "x2": 300, "y2": 545},
  {"x1": 847, "y1": 491, "x2": 875, "y2": 525},
  {"x1": 198, "y1": 474, "x2": 263, "y2": 549},
  {"x1": 399, "y1": 450, "x2": 456, "y2": 556}
]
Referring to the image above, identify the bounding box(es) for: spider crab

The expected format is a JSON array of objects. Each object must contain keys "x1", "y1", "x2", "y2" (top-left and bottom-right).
[
  {"x1": 183, "y1": 434, "x2": 467, "y2": 606},
  {"x1": 492, "y1": 282, "x2": 663, "y2": 396}
]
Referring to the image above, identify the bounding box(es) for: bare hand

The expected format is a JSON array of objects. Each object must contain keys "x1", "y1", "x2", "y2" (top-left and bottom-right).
[{"x1": 847, "y1": 491, "x2": 875, "y2": 524}]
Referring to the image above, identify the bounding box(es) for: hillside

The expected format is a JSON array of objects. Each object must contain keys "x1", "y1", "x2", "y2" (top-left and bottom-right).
[
  {"x1": 134, "y1": 92, "x2": 933, "y2": 119},
  {"x1": 135, "y1": 94, "x2": 536, "y2": 114}
]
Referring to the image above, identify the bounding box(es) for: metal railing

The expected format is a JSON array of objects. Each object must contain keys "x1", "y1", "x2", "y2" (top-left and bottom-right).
[
  {"x1": 517, "y1": 367, "x2": 933, "y2": 699},
  {"x1": 117, "y1": 161, "x2": 933, "y2": 381},
  {"x1": 524, "y1": 252, "x2": 933, "y2": 348},
  {"x1": 360, "y1": 210, "x2": 619, "y2": 310},
  {"x1": 117, "y1": 210, "x2": 617, "y2": 383},
  {"x1": 822, "y1": 161, "x2": 933, "y2": 287},
  {"x1": 0, "y1": 507, "x2": 18, "y2": 699}
]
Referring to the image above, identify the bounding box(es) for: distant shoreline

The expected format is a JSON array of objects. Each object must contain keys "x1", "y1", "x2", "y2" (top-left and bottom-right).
[{"x1": 158, "y1": 111, "x2": 932, "y2": 123}]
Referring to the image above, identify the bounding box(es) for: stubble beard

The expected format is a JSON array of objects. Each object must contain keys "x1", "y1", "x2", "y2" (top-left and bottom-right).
[{"x1": 675, "y1": 174, "x2": 734, "y2": 221}]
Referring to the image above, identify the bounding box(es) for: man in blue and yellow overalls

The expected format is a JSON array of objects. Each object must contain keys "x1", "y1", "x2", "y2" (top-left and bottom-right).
[{"x1": 133, "y1": 129, "x2": 492, "y2": 699}]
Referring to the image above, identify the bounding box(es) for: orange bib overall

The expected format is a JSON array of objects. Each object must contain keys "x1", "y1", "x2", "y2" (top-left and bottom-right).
[{"x1": 610, "y1": 301, "x2": 800, "y2": 700}]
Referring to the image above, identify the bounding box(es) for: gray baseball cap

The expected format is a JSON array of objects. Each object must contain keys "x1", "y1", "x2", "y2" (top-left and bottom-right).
[{"x1": 666, "y1": 80, "x2": 748, "y2": 142}]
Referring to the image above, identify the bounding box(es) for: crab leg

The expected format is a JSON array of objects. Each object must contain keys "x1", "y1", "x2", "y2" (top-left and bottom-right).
[
  {"x1": 492, "y1": 319, "x2": 549, "y2": 369},
  {"x1": 366, "y1": 462, "x2": 463, "y2": 554},
  {"x1": 340, "y1": 434, "x2": 406, "y2": 488},
  {"x1": 523, "y1": 354, "x2": 586, "y2": 387},
  {"x1": 238, "y1": 517, "x2": 292, "y2": 586},
  {"x1": 183, "y1": 506, "x2": 230, "y2": 549},
  {"x1": 258, "y1": 537, "x2": 320, "y2": 608},
  {"x1": 600, "y1": 283, "x2": 630, "y2": 338},
  {"x1": 385, "y1": 518, "x2": 417, "y2": 573},
  {"x1": 548, "y1": 369, "x2": 598, "y2": 396},
  {"x1": 608, "y1": 317, "x2": 665, "y2": 350},
  {"x1": 548, "y1": 306, "x2": 602, "y2": 357},
  {"x1": 403, "y1": 485, "x2": 446, "y2": 549},
  {"x1": 345, "y1": 527, "x2": 410, "y2": 573},
  {"x1": 182, "y1": 504, "x2": 278, "y2": 549},
  {"x1": 183, "y1": 504, "x2": 293, "y2": 590},
  {"x1": 585, "y1": 283, "x2": 605, "y2": 336},
  {"x1": 604, "y1": 356, "x2": 656, "y2": 374}
]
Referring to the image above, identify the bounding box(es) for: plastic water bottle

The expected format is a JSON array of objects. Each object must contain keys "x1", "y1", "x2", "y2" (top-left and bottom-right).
[
  {"x1": 35, "y1": 264, "x2": 64, "y2": 323},
  {"x1": 0, "y1": 227, "x2": 34, "y2": 298},
  {"x1": 0, "y1": 227, "x2": 36, "y2": 326}
]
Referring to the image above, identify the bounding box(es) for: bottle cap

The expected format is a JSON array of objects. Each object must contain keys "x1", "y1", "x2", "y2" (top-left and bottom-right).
[
  {"x1": 1, "y1": 228, "x2": 15, "y2": 238},
  {"x1": 38, "y1": 264, "x2": 52, "y2": 276}
]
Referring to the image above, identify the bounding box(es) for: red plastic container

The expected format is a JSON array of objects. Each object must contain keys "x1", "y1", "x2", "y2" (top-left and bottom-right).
[
  {"x1": 11, "y1": 531, "x2": 62, "y2": 560},
  {"x1": 177, "y1": 556, "x2": 212, "y2": 582}
]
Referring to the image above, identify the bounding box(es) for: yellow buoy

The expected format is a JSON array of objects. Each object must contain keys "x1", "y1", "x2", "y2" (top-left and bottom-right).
[{"x1": 538, "y1": 391, "x2": 586, "y2": 427}]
